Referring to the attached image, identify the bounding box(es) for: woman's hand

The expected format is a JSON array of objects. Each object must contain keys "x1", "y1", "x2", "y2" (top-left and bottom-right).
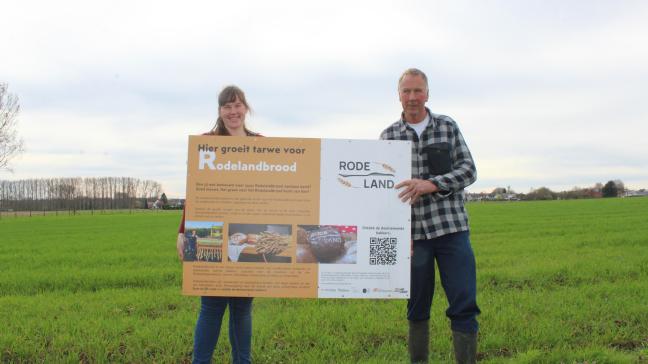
[{"x1": 176, "y1": 233, "x2": 186, "y2": 261}]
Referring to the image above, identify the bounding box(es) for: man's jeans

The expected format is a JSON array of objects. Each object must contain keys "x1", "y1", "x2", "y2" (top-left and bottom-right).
[
  {"x1": 193, "y1": 296, "x2": 253, "y2": 364},
  {"x1": 407, "y1": 230, "x2": 480, "y2": 333}
]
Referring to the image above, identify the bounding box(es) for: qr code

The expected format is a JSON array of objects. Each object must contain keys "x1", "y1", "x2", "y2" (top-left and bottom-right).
[{"x1": 369, "y1": 237, "x2": 397, "y2": 265}]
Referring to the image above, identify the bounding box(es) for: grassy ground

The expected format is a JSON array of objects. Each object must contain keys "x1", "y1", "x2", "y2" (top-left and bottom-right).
[{"x1": 1, "y1": 198, "x2": 647, "y2": 363}]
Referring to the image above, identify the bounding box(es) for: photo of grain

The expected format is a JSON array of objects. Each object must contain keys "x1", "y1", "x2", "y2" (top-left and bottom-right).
[
  {"x1": 297, "y1": 225, "x2": 357, "y2": 264},
  {"x1": 255, "y1": 231, "x2": 291, "y2": 255},
  {"x1": 227, "y1": 223, "x2": 293, "y2": 263}
]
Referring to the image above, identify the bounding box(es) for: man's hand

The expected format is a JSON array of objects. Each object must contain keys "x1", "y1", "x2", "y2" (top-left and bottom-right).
[
  {"x1": 176, "y1": 233, "x2": 186, "y2": 261},
  {"x1": 395, "y1": 178, "x2": 438, "y2": 205}
]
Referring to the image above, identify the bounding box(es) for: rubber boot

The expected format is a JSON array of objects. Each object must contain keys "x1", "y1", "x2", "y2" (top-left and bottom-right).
[
  {"x1": 408, "y1": 320, "x2": 429, "y2": 364},
  {"x1": 452, "y1": 330, "x2": 477, "y2": 364}
]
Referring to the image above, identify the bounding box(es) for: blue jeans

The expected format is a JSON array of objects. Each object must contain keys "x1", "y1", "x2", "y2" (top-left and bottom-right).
[
  {"x1": 407, "y1": 230, "x2": 480, "y2": 333},
  {"x1": 193, "y1": 296, "x2": 253, "y2": 364}
]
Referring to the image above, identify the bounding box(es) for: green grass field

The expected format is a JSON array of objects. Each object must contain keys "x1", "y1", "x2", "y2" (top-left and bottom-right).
[{"x1": 1, "y1": 199, "x2": 647, "y2": 363}]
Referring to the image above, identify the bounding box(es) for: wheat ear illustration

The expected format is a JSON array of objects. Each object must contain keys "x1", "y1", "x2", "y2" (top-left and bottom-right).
[
  {"x1": 338, "y1": 177, "x2": 353, "y2": 188},
  {"x1": 381, "y1": 163, "x2": 396, "y2": 173},
  {"x1": 371, "y1": 162, "x2": 396, "y2": 173}
]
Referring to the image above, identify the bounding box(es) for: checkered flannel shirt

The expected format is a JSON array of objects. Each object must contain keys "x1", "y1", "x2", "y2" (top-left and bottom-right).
[{"x1": 380, "y1": 109, "x2": 476, "y2": 240}]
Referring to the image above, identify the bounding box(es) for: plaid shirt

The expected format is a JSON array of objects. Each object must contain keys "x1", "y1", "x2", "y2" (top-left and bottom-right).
[{"x1": 380, "y1": 109, "x2": 476, "y2": 240}]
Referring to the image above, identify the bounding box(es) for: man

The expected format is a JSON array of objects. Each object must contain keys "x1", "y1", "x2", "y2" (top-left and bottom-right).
[{"x1": 380, "y1": 68, "x2": 480, "y2": 364}]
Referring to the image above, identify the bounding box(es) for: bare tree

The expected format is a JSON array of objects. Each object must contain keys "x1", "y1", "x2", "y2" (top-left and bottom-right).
[
  {"x1": 0, "y1": 176, "x2": 164, "y2": 211},
  {"x1": 613, "y1": 179, "x2": 625, "y2": 195},
  {"x1": 0, "y1": 83, "x2": 25, "y2": 171}
]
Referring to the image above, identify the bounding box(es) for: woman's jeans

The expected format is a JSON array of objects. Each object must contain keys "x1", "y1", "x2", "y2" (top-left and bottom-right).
[
  {"x1": 192, "y1": 296, "x2": 253, "y2": 364},
  {"x1": 407, "y1": 230, "x2": 480, "y2": 333}
]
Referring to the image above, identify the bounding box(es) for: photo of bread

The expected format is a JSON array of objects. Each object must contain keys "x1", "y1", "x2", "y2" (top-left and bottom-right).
[
  {"x1": 296, "y1": 225, "x2": 357, "y2": 264},
  {"x1": 297, "y1": 227, "x2": 309, "y2": 245},
  {"x1": 296, "y1": 244, "x2": 317, "y2": 263}
]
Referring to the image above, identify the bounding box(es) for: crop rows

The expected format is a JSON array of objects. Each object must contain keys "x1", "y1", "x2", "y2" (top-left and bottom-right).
[{"x1": 1, "y1": 198, "x2": 647, "y2": 363}]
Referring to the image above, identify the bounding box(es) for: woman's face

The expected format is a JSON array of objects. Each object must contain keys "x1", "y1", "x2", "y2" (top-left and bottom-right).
[{"x1": 219, "y1": 97, "x2": 248, "y2": 131}]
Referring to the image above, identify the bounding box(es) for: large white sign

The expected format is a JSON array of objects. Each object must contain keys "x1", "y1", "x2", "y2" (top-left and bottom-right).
[{"x1": 183, "y1": 136, "x2": 412, "y2": 299}]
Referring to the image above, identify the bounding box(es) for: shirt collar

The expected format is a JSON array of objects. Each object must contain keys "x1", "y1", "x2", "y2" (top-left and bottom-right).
[{"x1": 399, "y1": 107, "x2": 434, "y2": 133}]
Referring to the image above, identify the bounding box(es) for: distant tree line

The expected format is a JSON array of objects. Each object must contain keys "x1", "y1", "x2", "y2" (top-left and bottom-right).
[
  {"x1": 526, "y1": 180, "x2": 625, "y2": 200},
  {"x1": 470, "y1": 180, "x2": 631, "y2": 201},
  {"x1": 0, "y1": 177, "x2": 162, "y2": 211}
]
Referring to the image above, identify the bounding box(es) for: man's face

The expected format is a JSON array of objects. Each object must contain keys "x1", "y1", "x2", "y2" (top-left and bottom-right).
[{"x1": 398, "y1": 74, "x2": 429, "y2": 122}]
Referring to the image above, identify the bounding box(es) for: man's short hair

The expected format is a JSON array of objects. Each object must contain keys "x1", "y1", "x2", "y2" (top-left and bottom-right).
[{"x1": 398, "y1": 68, "x2": 429, "y2": 91}]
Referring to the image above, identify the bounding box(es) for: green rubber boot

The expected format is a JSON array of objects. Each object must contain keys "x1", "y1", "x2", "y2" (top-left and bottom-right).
[
  {"x1": 452, "y1": 330, "x2": 478, "y2": 364},
  {"x1": 408, "y1": 320, "x2": 429, "y2": 364}
]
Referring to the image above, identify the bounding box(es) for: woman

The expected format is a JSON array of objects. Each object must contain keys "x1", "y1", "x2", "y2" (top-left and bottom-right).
[{"x1": 176, "y1": 85, "x2": 259, "y2": 364}]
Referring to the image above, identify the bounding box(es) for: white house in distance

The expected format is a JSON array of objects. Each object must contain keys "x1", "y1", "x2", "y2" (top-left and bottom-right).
[{"x1": 623, "y1": 189, "x2": 648, "y2": 197}]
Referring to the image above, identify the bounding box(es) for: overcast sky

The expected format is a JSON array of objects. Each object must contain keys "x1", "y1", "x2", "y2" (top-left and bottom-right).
[{"x1": 2, "y1": 0, "x2": 647, "y2": 197}]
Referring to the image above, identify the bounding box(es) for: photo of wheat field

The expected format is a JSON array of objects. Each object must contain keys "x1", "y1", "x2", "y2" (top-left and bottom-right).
[{"x1": 1, "y1": 197, "x2": 647, "y2": 363}]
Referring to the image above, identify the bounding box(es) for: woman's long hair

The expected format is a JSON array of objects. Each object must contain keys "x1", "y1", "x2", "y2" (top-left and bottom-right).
[{"x1": 209, "y1": 85, "x2": 257, "y2": 136}]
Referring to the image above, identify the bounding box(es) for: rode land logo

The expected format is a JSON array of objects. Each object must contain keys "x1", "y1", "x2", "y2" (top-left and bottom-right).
[
  {"x1": 198, "y1": 144, "x2": 297, "y2": 172},
  {"x1": 337, "y1": 161, "x2": 396, "y2": 189}
]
